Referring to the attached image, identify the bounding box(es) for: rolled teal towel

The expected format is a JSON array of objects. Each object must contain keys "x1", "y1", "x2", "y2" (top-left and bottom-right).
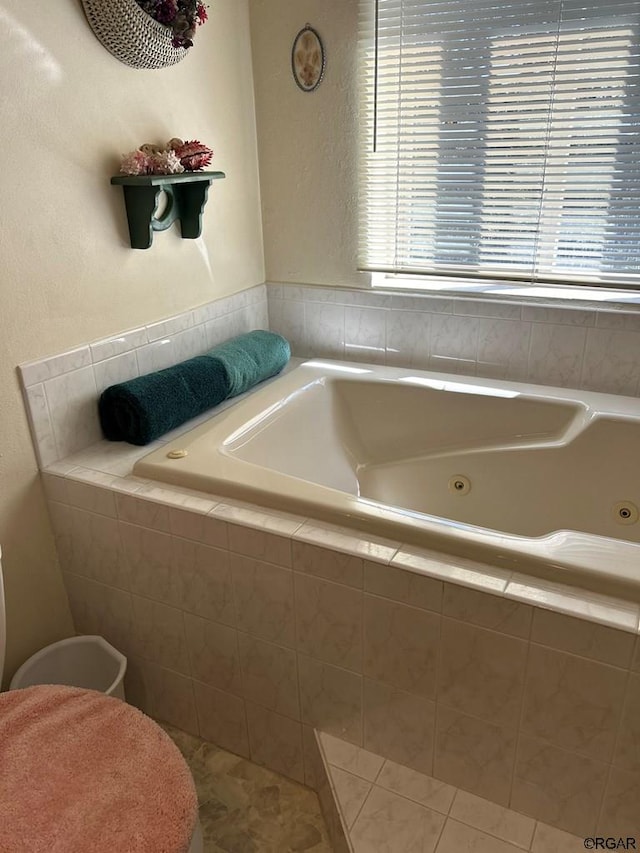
[
  {"x1": 211, "y1": 329, "x2": 291, "y2": 398},
  {"x1": 99, "y1": 330, "x2": 290, "y2": 446}
]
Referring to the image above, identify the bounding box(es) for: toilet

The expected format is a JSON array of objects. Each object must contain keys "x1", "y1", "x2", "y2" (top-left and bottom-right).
[{"x1": 0, "y1": 547, "x2": 203, "y2": 853}]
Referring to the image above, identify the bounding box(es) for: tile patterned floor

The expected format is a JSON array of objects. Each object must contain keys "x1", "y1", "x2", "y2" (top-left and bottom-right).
[
  {"x1": 160, "y1": 723, "x2": 332, "y2": 853},
  {"x1": 319, "y1": 733, "x2": 587, "y2": 853}
]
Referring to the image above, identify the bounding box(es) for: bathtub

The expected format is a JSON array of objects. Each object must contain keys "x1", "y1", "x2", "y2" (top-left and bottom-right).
[{"x1": 134, "y1": 360, "x2": 640, "y2": 598}]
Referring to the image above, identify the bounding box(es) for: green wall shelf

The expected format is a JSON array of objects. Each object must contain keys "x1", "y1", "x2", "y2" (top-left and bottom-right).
[{"x1": 111, "y1": 171, "x2": 226, "y2": 250}]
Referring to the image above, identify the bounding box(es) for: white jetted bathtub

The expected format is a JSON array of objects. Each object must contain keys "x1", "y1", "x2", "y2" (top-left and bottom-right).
[{"x1": 135, "y1": 360, "x2": 640, "y2": 596}]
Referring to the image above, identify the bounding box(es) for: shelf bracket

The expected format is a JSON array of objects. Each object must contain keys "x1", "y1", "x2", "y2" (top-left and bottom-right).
[{"x1": 111, "y1": 171, "x2": 225, "y2": 249}]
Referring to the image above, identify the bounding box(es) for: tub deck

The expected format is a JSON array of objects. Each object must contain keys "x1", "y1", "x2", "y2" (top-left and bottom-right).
[{"x1": 134, "y1": 360, "x2": 640, "y2": 595}]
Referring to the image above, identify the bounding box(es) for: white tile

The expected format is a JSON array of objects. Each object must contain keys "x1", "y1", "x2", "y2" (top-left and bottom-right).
[
  {"x1": 294, "y1": 521, "x2": 399, "y2": 565},
  {"x1": 134, "y1": 482, "x2": 215, "y2": 513},
  {"x1": 66, "y1": 478, "x2": 117, "y2": 518},
  {"x1": 116, "y1": 492, "x2": 171, "y2": 531},
  {"x1": 434, "y1": 706, "x2": 517, "y2": 808},
  {"x1": 376, "y1": 761, "x2": 456, "y2": 814},
  {"x1": 170, "y1": 506, "x2": 226, "y2": 548},
  {"x1": 245, "y1": 701, "x2": 305, "y2": 783},
  {"x1": 228, "y1": 524, "x2": 292, "y2": 566},
  {"x1": 364, "y1": 679, "x2": 436, "y2": 776},
  {"x1": 298, "y1": 654, "x2": 363, "y2": 744},
  {"x1": 232, "y1": 554, "x2": 296, "y2": 647},
  {"x1": 193, "y1": 681, "x2": 250, "y2": 758},
  {"x1": 305, "y1": 303, "x2": 345, "y2": 359},
  {"x1": 130, "y1": 595, "x2": 190, "y2": 675},
  {"x1": 20, "y1": 346, "x2": 92, "y2": 387},
  {"x1": 365, "y1": 561, "x2": 443, "y2": 613},
  {"x1": 205, "y1": 316, "x2": 231, "y2": 350},
  {"x1": 25, "y1": 384, "x2": 59, "y2": 466},
  {"x1": 90, "y1": 327, "x2": 148, "y2": 362},
  {"x1": 172, "y1": 324, "x2": 208, "y2": 363},
  {"x1": 454, "y1": 300, "x2": 522, "y2": 320},
  {"x1": 581, "y1": 327, "x2": 640, "y2": 396},
  {"x1": 41, "y1": 472, "x2": 69, "y2": 504},
  {"x1": 295, "y1": 573, "x2": 363, "y2": 671},
  {"x1": 429, "y1": 314, "x2": 479, "y2": 375},
  {"x1": 392, "y1": 548, "x2": 511, "y2": 595},
  {"x1": 435, "y1": 819, "x2": 525, "y2": 853},
  {"x1": 450, "y1": 790, "x2": 535, "y2": 849},
  {"x1": 267, "y1": 283, "x2": 284, "y2": 300},
  {"x1": 220, "y1": 308, "x2": 246, "y2": 340},
  {"x1": 93, "y1": 351, "x2": 139, "y2": 395},
  {"x1": 145, "y1": 663, "x2": 198, "y2": 736},
  {"x1": 184, "y1": 614, "x2": 242, "y2": 694},
  {"x1": 42, "y1": 460, "x2": 80, "y2": 476},
  {"x1": 531, "y1": 607, "x2": 635, "y2": 668},
  {"x1": 44, "y1": 366, "x2": 101, "y2": 459},
  {"x1": 596, "y1": 310, "x2": 640, "y2": 332},
  {"x1": 135, "y1": 338, "x2": 177, "y2": 375},
  {"x1": 293, "y1": 540, "x2": 364, "y2": 589},
  {"x1": 66, "y1": 439, "x2": 161, "y2": 478},
  {"x1": 344, "y1": 307, "x2": 387, "y2": 365},
  {"x1": 268, "y1": 298, "x2": 308, "y2": 356},
  {"x1": 530, "y1": 822, "x2": 585, "y2": 853},
  {"x1": 250, "y1": 299, "x2": 269, "y2": 330},
  {"x1": 385, "y1": 311, "x2": 431, "y2": 369},
  {"x1": 391, "y1": 295, "x2": 453, "y2": 314},
  {"x1": 145, "y1": 311, "x2": 193, "y2": 342},
  {"x1": 522, "y1": 306, "x2": 596, "y2": 327},
  {"x1": 213, "y1": 500, "x2": 303, "y2": 538},
  {"x1": 69, "y1": 468, "x2": 145, "y2": 497},
  {"x1": 190, "y1": 303, "x2": 215, "y2": 327},
  {"x1": 351, "y1": 785, "x2": 445, "y2": 853},
  {"x1": 442, "y1": 584, "x2": 532, "y2": 639},
  {"x1": 281, "y1": 284, "x2": 309, "y2": 301},
  {"x1": 331, "y1": 767, "x2": 372, "y2": 829},
  {"x1": 527, "y1": 324, "x2": 587, "y2": 388},
  {"x1": 238, "y1": 632, "x2": 300, "y2": 719},
  {"x1": 476, "y1": 319, "x2": 531, "y2": 382},
  {"x1": 505, "y1": 574, "x2": 640, "y2": 634},
  {"x1": 320, "y1": 732, "x2": 385, "y2": 782}
]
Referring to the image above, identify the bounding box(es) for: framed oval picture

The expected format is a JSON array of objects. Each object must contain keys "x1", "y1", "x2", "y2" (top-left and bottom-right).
[{"x1": 291, "y1": 25, "x2": 325, "y2": 92}]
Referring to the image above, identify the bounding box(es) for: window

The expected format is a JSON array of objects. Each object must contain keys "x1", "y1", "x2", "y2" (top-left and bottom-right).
[{"x1": 359, "y1": 0, "x2": 640, "y2": 289}]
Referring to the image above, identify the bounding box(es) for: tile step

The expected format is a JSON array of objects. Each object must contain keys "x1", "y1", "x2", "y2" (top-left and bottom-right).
[{"x1": 315, "y1": 732, "x2": 584, "y2": 853}]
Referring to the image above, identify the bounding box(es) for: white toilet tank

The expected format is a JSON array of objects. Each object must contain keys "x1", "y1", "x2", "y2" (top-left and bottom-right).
[{"x1": 0, "y1": 546, "x2": 6, "y2": 686}]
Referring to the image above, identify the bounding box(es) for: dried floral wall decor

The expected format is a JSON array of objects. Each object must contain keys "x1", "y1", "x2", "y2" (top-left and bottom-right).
[
  {"x1": 291, "y1": 25, "x2": 325, "y2": 92},
  {"x1": 80, "y1": 0, "x2": 209, "y2": 70}
]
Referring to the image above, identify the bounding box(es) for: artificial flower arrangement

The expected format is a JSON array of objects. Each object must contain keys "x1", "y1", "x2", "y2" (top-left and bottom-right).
[
  {"x1": 120, "y1": 138, "x2": 214, "y2": 176},
  {"x1": 135, "y1": 0, "x2": 208, "y2": 49}
]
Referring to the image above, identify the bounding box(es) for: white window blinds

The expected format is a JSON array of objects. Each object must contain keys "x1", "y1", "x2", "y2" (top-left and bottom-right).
[{"x1": 359, "y1": 0, "x2": 640, "y2": 288}]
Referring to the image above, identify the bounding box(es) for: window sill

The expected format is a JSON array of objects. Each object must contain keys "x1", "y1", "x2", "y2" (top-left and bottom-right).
[{"x1": 370, "y1": 273, "x2": 640, "y2": 314}]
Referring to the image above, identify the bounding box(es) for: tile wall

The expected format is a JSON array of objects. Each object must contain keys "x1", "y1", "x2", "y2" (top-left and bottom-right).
[
  {"x1": 42, "y1": 474, "x2": 640, "y2": 838},
  {"x1": 268, "y1": 283, "x2": 640, "y2": 396},
  {"x1": 19, "y1": 284, "x2": 268, "y2": 468}
]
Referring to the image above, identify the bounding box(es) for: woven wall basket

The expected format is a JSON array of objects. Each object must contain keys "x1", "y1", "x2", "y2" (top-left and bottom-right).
[{"x1": 80, "y1": 0, "x2": 188, "y2": 70}]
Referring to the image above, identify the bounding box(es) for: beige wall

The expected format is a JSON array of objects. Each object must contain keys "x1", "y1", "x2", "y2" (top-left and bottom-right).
[
  {"x1": 250, "y1": 0, "x2": 369, "y2": 288},
  {"x1": 0, "y1": 0, "x2": 264, "y2": 684}
]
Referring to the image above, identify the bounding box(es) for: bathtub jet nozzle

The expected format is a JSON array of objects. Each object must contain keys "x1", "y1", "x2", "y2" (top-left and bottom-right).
[
  {"x1": 612, "y1": 501, "x2": 639, "y2": 525},
  {"x1": 449, "y1": 475, "x2": 471, "y2": 496}
]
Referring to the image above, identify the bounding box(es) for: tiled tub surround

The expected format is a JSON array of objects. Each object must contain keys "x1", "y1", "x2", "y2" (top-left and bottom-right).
[
  {"x1": 40, "y1": 458, "x2": 640, "y2": 839},
  {"x1": 19, "y1": 284, "x2": 269, "y2": 468},
  {"x1": 17, "y1": 282, "x2": 640, "y2": 839},
  {"x1": 268, "y1": 282, "x2": 640, "y2": 396}
]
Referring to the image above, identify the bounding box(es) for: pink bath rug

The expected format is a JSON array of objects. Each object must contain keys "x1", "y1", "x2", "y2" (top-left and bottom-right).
[{"x1": 0, "y1": 684, "x2": 198, "y2": 853}]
